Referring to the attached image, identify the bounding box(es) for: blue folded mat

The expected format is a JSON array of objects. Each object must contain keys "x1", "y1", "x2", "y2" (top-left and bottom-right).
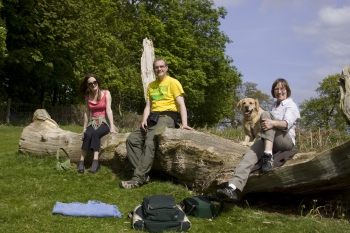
[{"x1": 52, "y1": 200, "x2": 122, "y2": 218}]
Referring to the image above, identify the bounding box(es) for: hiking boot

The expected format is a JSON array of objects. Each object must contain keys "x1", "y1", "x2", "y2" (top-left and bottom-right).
[
  {"x1": 119, "y1": 180, "x2": 141, "y2": 189},
  {"x1": 77, "y1": 160, "x2": 84, "y2": 174},
  {"x1": 217, "y1": 186, "x2": 238, "y2": 202},
  {"x1": 262, "y1": 152, "x2": 274, "y2": 172},
  {"x1": 89, "y1": 160, "x2": 100, "y2": 174}
]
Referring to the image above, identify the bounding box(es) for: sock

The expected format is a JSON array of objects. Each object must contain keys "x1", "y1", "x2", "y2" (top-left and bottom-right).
[
  {"x1": 264, "y1": 150, "x2": 273, "y2": 155},
  {"x1": 228, "y1": 183, "x2": 236, "y2": 190}
]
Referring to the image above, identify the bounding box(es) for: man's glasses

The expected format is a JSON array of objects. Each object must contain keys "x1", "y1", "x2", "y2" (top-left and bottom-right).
[
  {"x1": 154, "y1": 65, "x2": 166, "y2": 70},
  {"x1": 88, "y1": 81, "x2": 98, "y2": 87}
]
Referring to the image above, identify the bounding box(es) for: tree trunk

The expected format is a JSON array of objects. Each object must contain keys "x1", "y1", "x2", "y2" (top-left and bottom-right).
[
  {"x1": 339, "y1": 65, "x2": 350, "y2": 125},
  {"x1": 6, "y1": 98, "x2": 11, "y2": 124},
  {"x1": 141, "y1": 38, "x2": 155, "y2": 102}
]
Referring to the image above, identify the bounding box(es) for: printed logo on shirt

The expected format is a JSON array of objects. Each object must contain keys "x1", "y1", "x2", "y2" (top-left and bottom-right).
[{"x1": 150, "y1": 85, "x2": 168, "y2": 100}]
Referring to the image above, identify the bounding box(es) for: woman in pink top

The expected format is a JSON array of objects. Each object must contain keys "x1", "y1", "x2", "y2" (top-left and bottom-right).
[{"x1": 78, "y1": 74, "x2": 117, "y2": 173}]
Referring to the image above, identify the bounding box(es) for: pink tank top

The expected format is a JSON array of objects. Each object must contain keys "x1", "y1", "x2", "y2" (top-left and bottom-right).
[{"x1": 87, "y1": 91, "x2": 107, "y2": 118}]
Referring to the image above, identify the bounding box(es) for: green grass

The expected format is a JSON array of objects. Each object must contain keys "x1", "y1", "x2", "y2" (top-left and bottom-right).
[{"x1": 1, "y1": 125, "x2": 350, "y2": 232}]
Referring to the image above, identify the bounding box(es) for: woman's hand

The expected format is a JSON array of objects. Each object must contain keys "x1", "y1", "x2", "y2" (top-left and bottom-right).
[
  {"x1": 78, "y1": 128, "x2": 86, "y2": 136},
  {"x1": 109, "y1": 129, "x2": 117, "y2": 134},
  {"x1": 261, "y1": 119, "x2": 275, "y2": 131}
]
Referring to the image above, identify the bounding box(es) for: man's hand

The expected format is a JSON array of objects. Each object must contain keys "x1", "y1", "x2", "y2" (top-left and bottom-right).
[
  {"x1": 141, "y1": 121, "x2": 148, "y2": 132},
  {"x1": 181, "y1": 125, "x2": 194, "y2": 131}
]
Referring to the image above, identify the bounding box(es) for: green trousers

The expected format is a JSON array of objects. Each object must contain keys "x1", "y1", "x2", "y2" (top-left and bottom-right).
[{"x1": 126, "y1": 116, "x2": 175, "y2": 184}]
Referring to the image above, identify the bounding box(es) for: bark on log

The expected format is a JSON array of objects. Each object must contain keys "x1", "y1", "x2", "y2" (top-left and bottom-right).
[
  {"x1": 19, "y1": 109, "x2": 350, "y2": 196},
  {"x1": 339, "y1": 65, "x2": 350, "y2": 125}
]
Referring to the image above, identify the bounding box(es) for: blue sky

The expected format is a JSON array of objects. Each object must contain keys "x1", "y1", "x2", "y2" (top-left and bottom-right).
[{"x1": 213, "y1": 0, "x2": 350, "y2": 105}]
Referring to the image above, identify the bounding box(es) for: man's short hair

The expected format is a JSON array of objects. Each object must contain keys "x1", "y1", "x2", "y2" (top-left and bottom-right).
[{"x1": 153, "y1": 58, "x2": 168, "y2": 67}]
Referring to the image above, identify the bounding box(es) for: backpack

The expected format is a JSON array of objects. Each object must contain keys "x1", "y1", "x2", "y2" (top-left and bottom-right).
[
  {"x1": 179, "y1": 196, "x2": 224, "y2": 219},
  {"x1": 129, "y1": 194, "x2": 191, "y2": 232}
]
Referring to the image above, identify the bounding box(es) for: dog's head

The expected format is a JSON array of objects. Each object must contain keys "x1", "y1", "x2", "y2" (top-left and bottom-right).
[{"x1": 237, "y1": 98, "x2": 260, "y2": 117}]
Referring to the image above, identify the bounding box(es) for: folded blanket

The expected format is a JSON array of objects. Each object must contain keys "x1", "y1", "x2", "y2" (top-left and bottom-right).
[{"x1": 52, "y1": 200, "x2": 122, "y2": 218}]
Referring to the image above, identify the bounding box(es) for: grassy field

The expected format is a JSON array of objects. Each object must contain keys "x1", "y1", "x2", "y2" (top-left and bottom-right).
[{"x1": 1, "y1": 125, "x2": 350, "y2": 232}]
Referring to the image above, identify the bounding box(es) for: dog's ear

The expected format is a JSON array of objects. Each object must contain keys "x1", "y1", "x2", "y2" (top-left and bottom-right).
[
  {"x1": 255, "y1": 99, "x2": 260, "y2": 110},
  {"x1": 237, "y1": 99, "x2": 243, "y2": 110}
]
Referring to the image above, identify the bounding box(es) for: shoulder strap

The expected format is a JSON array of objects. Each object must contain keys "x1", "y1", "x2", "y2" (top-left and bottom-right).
[{"x1": 56, "y1": 148, "x2": 70, "y2": 160}]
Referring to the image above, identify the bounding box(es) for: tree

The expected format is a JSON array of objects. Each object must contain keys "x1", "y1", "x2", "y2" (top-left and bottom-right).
[
  {"x1": 224, "y1": 81, "x2": 274, "y2": 128},
  {"x1": 0, "y1": 0, "x2": 7, "y2": 102},
  {"x1": 0, "y1": 0, "x2": 243, "y2": 127},
  {"x1": 125, "y1": 0, "x2": 242, "y2": 127},
  {"x1": 299, "y1": 74, "x2": 346, "y2": 131},
  {"x1": 1, "y1": 0, "x2": 85, "y2": 105},
  {"x1": 236, "y1": 82, "x2": 274, "y2": 110}
]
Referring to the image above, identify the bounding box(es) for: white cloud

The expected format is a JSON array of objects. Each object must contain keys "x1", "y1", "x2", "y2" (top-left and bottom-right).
[
  {"x1": 323, "y1": 40, "x2": 350, "y2": 57},
  {"x1": 294, "y1": 5, "x2": 350, "y2": 61},
  {"x1": 319, "y1": 6, "x2": 350, "y2": 25}
]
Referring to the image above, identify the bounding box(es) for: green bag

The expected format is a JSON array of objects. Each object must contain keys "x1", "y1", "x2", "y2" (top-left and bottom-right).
[
  {"x1": 129, "y1": 194, "x2": 191, "y2": 232},
  {"x1": 179, "y1": 196, "x2": 224, "y2": 219},
  {"x1": 54, "y1": 148, "x2": 71, "y2": 171}
]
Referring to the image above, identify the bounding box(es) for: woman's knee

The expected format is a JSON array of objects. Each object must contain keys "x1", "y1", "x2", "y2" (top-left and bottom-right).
[{"x1": 260, "y1": 111, "x2": 271, "y2": 119}]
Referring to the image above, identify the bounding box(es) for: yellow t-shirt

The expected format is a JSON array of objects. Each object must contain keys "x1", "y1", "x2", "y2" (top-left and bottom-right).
[{"x1": 147, "y1": 76, "x2": 184, "y2": 112}]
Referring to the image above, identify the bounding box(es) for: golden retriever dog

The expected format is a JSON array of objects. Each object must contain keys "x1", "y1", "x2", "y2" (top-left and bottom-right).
[{"x1": 237, "y1": 98, "x2": 264, "y2": 146}]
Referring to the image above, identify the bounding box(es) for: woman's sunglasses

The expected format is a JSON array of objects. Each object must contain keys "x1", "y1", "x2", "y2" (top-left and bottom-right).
[{"x1": 87, "y1": 81, "x2": 98, "y2": 87}]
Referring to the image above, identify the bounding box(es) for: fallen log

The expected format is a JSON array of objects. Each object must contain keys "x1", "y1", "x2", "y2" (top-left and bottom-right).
[
  {"x1": 18, "y1": 65, "x2": 350, "y2": 196},
  {"x1": 18, "y1": 109, "x2": 350, "y2": 195}
]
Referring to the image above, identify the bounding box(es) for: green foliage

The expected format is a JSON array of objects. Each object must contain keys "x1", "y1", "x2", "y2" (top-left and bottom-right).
[
  {"x1": 227, "y1": 82, "x2": 273, "y2": 128},
  {"x1": 237, "y1": 82, "x2": 274, "y2": 110},
  {"x1": 0, "y1": 1, "x2": 7, "y2": 101},
  {"x1": 154, "y1": 0, "x2": 242, "y2": 126},
  {"x1": 0, "y1": 0, "x2": 242, "y2": 127},
  {"x1": 1, "y1": 0, "x2": 84, "y2": 104},
  {"x1": 299, "y1": 74, "x2": 347, "y2": 131}
]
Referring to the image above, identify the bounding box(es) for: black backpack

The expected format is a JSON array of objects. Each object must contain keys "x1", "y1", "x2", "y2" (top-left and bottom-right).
[
  {"x1": 129, "y1": 194, "x2": 191, "y2": 232},
  {"x1": 179, "y1": 196, "x2": 224, "y2": 219}
]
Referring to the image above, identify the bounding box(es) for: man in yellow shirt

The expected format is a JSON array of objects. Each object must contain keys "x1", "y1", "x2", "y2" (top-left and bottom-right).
[{"x1": 119, "y1": 58, "x2": 193, "y2": 189}]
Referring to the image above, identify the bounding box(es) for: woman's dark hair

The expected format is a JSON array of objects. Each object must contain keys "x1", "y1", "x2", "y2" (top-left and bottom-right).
[
  {"x1": 271, "y1": 78, "x2": 291, "y2": 98},
  {"x1": 79, "y1": 74, "x2": 102, "y2": 100}
]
